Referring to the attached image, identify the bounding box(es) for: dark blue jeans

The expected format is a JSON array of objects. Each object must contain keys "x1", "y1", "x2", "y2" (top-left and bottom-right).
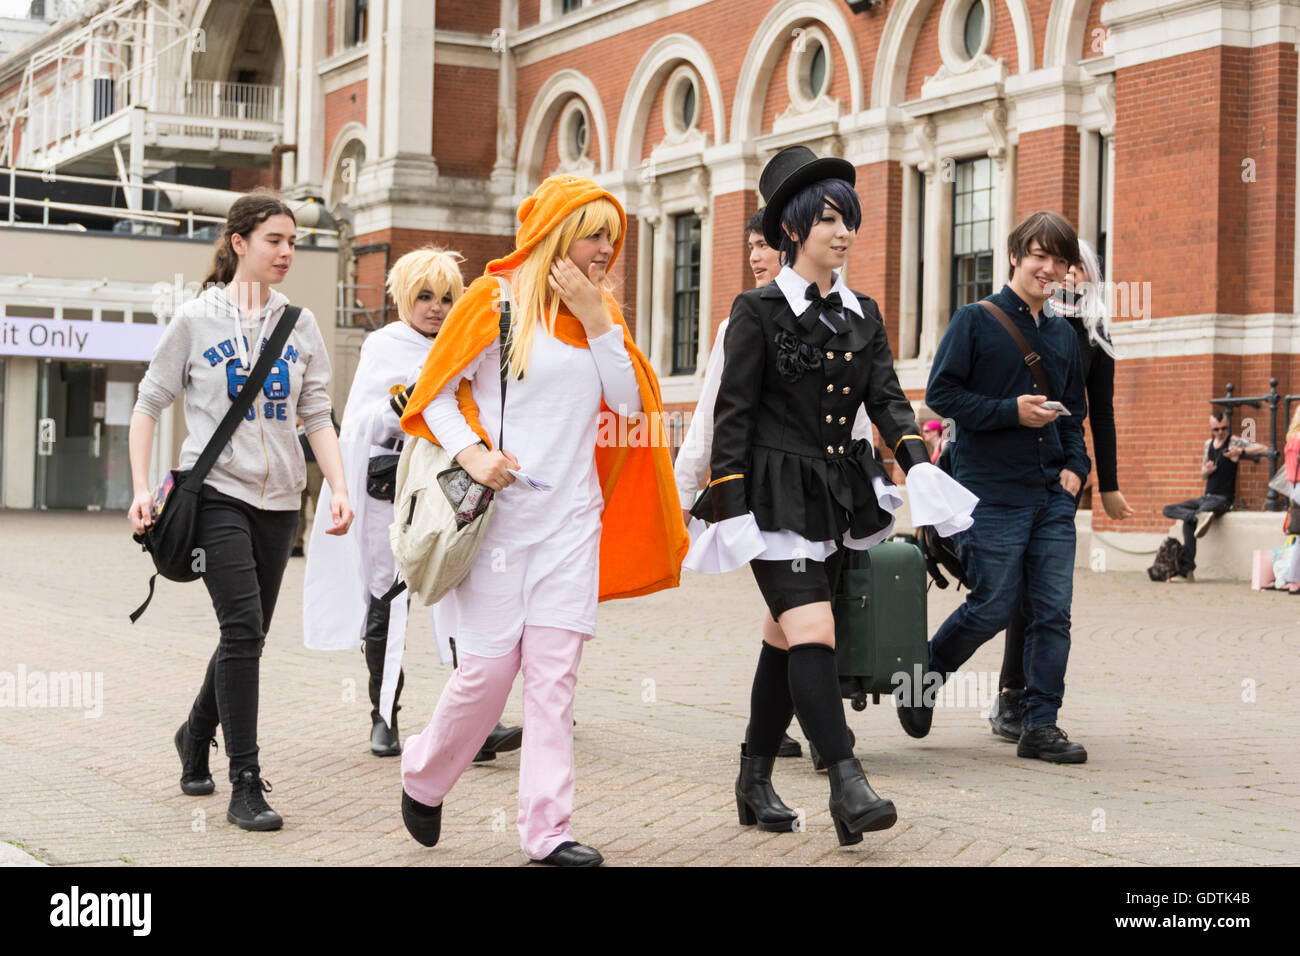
[{"x1": 929, "y1": 486, "x2": 1076, "y2": 730}]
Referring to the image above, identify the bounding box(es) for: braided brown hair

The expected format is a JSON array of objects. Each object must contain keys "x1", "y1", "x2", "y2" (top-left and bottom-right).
[{"x1": 202, "y1": 189, "x2": 297, "y2": 287}]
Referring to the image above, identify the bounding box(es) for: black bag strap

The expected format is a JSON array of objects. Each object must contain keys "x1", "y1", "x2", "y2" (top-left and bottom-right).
[
  {"x1": 979, "y1": 301, "x2": 1054, "y2": 402},
  {"x1": 183, "y1": 305, "x2": 302, "y2": 490},
  {"x1": 494, "y1": 277, "x2": 512, "y2": 451}
]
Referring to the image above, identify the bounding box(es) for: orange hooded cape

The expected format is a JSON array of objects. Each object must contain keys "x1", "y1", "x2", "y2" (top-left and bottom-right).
[{"x1": 400, "y1": 174, "x2": 688, "y2": 602}]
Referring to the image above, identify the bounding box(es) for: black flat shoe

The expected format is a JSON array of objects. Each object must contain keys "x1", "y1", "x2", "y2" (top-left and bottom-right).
[
  {"x1": 1017, "y1": 725, "x2": 1088, "y2": 764},
  {"x1": 370, "y1": 715, "x2": 401, "y2": 757},
  {"x1": 531, "y1": 841, "x2": 603, "y2": 867},
  {"x1": 401, "y1": 790, "x2": 442, "y2": 846},
  {"x1": 227, "y1": 771, "x2": 282, "y2": 831},
  {"x1": 895, "y1": 676, "x2": 937, "y2": 739},
  {"x1": 989, "y1": 689, "x2": 1023, "y2": 742},
  {"x1": 174, "y1": 722, "x2": 217, "y2": 796},
  {"x1": 776, "y1": 733, "x2": 803, "y2": 758},
  {"x1": 472, "y1": 722, "x2": 523, "y2": 763}
]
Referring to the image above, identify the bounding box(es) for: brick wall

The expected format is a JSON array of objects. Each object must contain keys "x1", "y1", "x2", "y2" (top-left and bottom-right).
[
  {"x1": 855, "y1": 161, "x2": 903, "y2": 352},
  {"x1": 351, "y1": 226, "x2": 516, "y2": 325},
  {"x1": 1082, "y1": 0, "x2": 1107, "y2": 61},
  {"x1": 1014, "y1": 126, "x2": 1080, "y2": 224},
  {"x1": 1243, "y1": 44, "x2": 1297, "y2": 316},
  {"x1": 437, "y1": 0, "x2": 499, "y2": 34},
  {"x1": 324, "y1": 79, "x2": 367, "y2": 166},
  {"x1": 905, "y1": 0, "x2": 1020, "y2": 100},
  {"x1": 432, "y1": 64, "x2": 498, "y2": 176}
]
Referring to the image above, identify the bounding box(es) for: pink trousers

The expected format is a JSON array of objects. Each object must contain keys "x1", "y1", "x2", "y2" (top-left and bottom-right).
[{"x1": 400, "y1": 625, "x2": 586, "y2": 860}]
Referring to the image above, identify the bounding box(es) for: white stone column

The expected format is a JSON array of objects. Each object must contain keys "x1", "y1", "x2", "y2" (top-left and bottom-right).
[
  {"x1": 384, "y1": 0, "x2": 435, "y2": 158},
  {"x1": 490, "y1": 0, "x2": 517, "y2": 193}
]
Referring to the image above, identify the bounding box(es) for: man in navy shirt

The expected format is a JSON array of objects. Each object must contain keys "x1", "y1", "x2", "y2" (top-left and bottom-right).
[{"x1": 899, "y1": 211, "x2": 1091, "y2": 763}]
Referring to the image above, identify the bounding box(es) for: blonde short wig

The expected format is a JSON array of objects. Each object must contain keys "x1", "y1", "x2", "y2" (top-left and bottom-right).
[{"x1": 385, "y1": 247, "x2": 467, "y2": 324}]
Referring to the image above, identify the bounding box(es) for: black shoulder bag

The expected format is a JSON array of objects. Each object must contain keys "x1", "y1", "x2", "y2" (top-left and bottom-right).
[{"x1": 130, "y1": 305, "x2": 302, "y2": 622}]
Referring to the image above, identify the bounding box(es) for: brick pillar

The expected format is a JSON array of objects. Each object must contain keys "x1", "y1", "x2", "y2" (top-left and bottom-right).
[
  {"x1": 709, "y1": 190, "x2": 758, "y2": 350},
  {"x1": 1014, "y1": 126, "x2": 1079, "y2": 225},
  {"x1": 855, "y1": 161, "x2": 903, "y2": 353}
]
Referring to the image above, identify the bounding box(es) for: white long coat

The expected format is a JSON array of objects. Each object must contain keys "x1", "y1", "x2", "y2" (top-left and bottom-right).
[{"x1": 303, "y1": 321, "x2": 452, "y2": 726}]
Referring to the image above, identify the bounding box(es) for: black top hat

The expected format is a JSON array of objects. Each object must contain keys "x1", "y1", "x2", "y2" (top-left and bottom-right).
[{"x1": 759, "y1": 145, "x2": 856, "y2": 248}]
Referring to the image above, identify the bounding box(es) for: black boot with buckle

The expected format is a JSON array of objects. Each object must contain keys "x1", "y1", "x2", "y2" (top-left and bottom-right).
[
  {"x1": 735, "y1": 744, "x2": 799, "y2": 832},
  {"x1": 174, "y1": 721, "x2": 218, "y2": 796},
  {"x1": 364, "y1": 596, "x2": 403, "y2": 757},
  {"x1": 227, "y1": 770, "x2": 282, "y2": 831}
]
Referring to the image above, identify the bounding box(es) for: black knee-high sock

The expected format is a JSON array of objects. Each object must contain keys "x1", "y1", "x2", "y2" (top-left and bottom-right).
[
  {"x1": 788, "y1": 643, "x2": 851, "y2": 766},
  {"x1": 745, "y1": 642, "x2": 793, "y2": 758}
]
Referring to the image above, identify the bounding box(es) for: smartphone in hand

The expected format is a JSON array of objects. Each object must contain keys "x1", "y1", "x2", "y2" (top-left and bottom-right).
[{"x1": 1040, "y1": 400, "x2": 1071, "y2": 416}]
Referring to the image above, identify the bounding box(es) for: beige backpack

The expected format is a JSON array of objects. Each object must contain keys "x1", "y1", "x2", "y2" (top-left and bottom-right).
[{"x1": 388, "y1": 278, "x2": 511, "y2": 605}]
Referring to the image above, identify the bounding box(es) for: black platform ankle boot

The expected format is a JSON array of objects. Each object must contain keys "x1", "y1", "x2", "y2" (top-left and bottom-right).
[
  {"x1": 174, "y1": 721, "x2": 218, "y2": 796},
  {"x1": 227, "y1": 770, "x2": 282, "y2": 831},
  {"x1": 826, "y1": 758, "x2": 897, "y2": 845},
  {"x1": 364, "y1": 597, "x2": 401, "y2": 757},
  {"x1": 735, "y1": 744, "x2": 799, "y2": 832}
]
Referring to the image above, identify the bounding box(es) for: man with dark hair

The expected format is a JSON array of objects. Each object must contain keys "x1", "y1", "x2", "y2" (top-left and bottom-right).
[
  {"x1": 1160, "y1": 410, "x2": 1268, "y2": 581},
  {"x1": 745, "y1": 208, "x2": 781, "y2": 285},
  {"x1": 899, "y1": 210, "x2": 1092, "y2": 763}
]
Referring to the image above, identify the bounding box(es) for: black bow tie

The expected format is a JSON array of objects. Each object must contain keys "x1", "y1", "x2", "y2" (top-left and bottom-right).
[{"x1": 801, "y1": 283, "x2": 850, "y2": 336}]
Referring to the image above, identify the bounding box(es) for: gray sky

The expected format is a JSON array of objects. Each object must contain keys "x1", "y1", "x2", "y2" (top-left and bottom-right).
[{"x1": 0, "y1": 1, "x2": 36, "y2": 18}]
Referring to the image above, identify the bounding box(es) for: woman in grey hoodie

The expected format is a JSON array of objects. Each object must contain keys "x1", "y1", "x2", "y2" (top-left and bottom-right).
[{"x1": 127, "y1": 191, "x2": 353, "y2": 831}]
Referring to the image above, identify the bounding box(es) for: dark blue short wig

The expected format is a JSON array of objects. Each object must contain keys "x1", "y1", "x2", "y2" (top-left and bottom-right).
[{"x1": 777, "y1": 179, "x2": 862, "y2": 267}]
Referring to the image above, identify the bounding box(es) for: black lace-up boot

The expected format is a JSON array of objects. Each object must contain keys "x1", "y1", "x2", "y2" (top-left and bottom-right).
[
  {"x1": 175, "y1": 721, "x2": 218, "y2": 796},
  {"x1": 227, "y1": 770, "x2": 282, "y2": 831}
]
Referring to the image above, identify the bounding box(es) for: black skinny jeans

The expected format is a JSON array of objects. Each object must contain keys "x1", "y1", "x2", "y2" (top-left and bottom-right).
[{"x1": 186, "y1": 486, "x2": 298, "y2": 781}]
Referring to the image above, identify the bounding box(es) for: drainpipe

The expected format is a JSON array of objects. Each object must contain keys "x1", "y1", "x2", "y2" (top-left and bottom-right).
[{"x1": 271, "y1": 142, "x2": 298, "y2": 190}]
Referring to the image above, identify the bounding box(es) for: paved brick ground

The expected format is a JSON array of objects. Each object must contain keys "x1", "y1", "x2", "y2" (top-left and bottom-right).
[{"x1": 1, "y1": 511, "x2": 1297, "y2": 866}]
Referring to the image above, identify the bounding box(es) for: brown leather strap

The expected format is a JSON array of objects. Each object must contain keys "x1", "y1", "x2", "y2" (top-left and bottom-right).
[{"x1": 979, "y1": 301, "x2": 1054, "y2": 401}]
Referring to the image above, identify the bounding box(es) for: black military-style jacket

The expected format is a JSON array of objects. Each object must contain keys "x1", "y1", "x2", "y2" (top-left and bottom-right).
[{"x1": 691, "y1": 280, "x2": 930, "y2": 542}]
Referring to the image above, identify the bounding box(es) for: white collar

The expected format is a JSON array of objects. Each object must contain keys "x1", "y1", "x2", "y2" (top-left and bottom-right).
[{"x1": 773, "y1": 266, "x2": 864, "y2": 319}]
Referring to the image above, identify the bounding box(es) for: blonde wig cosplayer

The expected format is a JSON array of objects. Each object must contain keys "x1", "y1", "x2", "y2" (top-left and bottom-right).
[
  {"x1": 386, "y1": 247, "x2": 467, "y2": 324},
  {"x1": 506, "y1": 198, "x2": 622, "y2": 380}
]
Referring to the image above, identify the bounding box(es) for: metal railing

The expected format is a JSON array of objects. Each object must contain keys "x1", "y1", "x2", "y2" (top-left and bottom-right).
[
  {"x1": 1212, "y1": 380, "x2": 1284, "y2": 511},
  {"x1": 2, "y1": 165, "x2": 338, "y2": 240},
  {"x1": 155, "y1": 80, "x2": 282, "y2": 124}
]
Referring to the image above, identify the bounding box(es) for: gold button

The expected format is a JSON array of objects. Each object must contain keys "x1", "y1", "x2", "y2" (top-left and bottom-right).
[
  {"x1": 826, "y1": 445, "x2": 835, "y2": 454},
  {"x1": 842, "y1": 386, "x2": 850, "y2": 395},
  {"x1": 826, "y1": 384, "x2": 834, "y2": 393},
  {"x1": 825, "y1": 415, "x2": 832, "y2": 423},
  {"x1": 838, "y1": 445, "x2": 845, "y2": 454},
  {"x1": 825, "y1": 350, "x2": 835, "y2": 359},
  {"x1": 839, "y1": 416, "x2": 847, "y2": 425},
  {"x1": 844, "y1": 352, "x2": 853, "y2": 361}
]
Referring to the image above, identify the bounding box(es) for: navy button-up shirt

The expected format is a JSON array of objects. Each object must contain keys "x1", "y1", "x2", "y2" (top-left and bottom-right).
[{"x1": 926, "y1": 284, "x2": 1090, "y2": 506}]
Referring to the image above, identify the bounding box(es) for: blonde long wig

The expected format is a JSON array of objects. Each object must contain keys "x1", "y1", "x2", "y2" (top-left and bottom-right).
[{"x1": 505, "y1": 197, "x2": 622, "y2": 380}]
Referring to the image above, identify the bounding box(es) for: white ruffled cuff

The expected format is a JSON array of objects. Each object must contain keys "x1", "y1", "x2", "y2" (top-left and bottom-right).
[
  {"x1": 904, "y1": 461, "x2": 979, "y2": 537},
  {"x1": 842, "y1": 476, "x2": 903, "y2": 550},
  {"x1": 684, "y1": 513, "x2": 765, "y2": 574}
]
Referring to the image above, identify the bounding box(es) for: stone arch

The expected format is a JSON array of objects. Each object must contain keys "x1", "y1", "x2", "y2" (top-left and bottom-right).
[
  {"x1": 872, "y1": 0, "x2": 1035, "y2": 109},
  {"x1": 730, "y1": 0, "x2": 863, "y2": 142},
  {"x1": 614, "y1": 34, "x2": 726, "y2": 170},
  {"x1": 189, "y1": 0, "x2": 289, "y2": 86},
  {"x1": 516, "y1": 69, "x2": 611, "y2": 196},
  {"x1": 1043, "y1": 0, "x2": 1096, "y2": 68},
  {"x1": 324, "y1": 122, "x2": 367, "y2": 210}
]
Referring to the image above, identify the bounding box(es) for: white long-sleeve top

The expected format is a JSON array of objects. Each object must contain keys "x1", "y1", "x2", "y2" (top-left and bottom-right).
[{"x1": 421, "y1": 325, "x2": 641, "y2": 656}]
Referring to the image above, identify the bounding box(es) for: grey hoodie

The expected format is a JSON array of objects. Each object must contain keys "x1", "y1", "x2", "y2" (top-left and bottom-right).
[{"x1": 134, "y1": 285, "x2": 334, "y2": 510}]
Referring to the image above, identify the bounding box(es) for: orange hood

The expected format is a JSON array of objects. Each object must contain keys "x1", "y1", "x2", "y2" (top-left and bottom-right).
[{"x1": 400, "y1": 177, "x2": 686, "y2": 602}]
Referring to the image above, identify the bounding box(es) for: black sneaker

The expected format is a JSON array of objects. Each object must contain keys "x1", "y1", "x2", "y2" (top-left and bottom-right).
[
  {"x1": 1017, "y1": 725, "x2": 1088, "y2": 764},
  {"x1": 174, "y1": 722, "x2": 218, "y2": 795},
  {"x1": 989, "y1": 690, "x2": 1023, "y2": 742},
  {"x1": 227, "y1": 770, "x2": 283, "y2": 831}
]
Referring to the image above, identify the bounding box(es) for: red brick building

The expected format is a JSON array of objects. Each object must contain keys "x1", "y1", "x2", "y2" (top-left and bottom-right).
[{"x1": 3, "y1": 0, "x2": 1296, "y2": 563}]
